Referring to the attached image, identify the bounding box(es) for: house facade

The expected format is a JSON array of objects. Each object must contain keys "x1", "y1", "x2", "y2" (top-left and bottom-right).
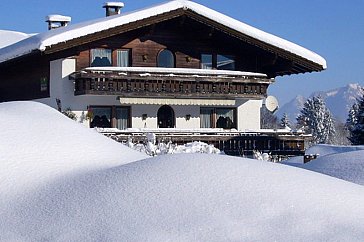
[{"x1": 0, "y1": 1, "x2": 326, "y2": 149}]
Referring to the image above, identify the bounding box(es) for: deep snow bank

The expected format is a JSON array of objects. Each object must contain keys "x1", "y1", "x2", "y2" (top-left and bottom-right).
[
  {"x1": 306, "y1": 144, "x2": 364, "y2": 157},
  {"x1": 0, "y1": 101, "x2": 146, "y2": 198},
  {"x1": 284, "y1": 144, "x2": 364, "y2": 185},
  {"x1": 301, "y1": 150, "x2": 364, "y2": 185},
  {"x1": 2, "y1": 154, "x2": 364, "y2": 241},
  {"x1": 1, "y1": 102, "x2": 364, "y2": 241}
]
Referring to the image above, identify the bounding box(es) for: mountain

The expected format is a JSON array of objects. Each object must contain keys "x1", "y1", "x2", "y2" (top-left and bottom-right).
[
  {"x1": 276, "y1": 95, "x2": 306, "y2": 124},
  {"x1": 277, "y1": 83, "x2": 364, "y2": 123}
]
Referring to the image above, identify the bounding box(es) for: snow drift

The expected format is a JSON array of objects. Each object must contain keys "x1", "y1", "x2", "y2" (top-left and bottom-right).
[
  {"x1": 306, "y1": 143, "x2": 364, "y2": 157},
  {"x1": 1, "y1": 102, "x2": 364, "y2": 241},
  {"x1": 303, "y1": 147, "x2": 364, "y2": 186},
  {"x1": 2, "y1": 154, "x2": 364, "y2": 241},
  {"x1": 284, "y1": 144, "x2": 364, "y2": 186},
  {"x1": 0, "y1": 101, "x2": 146, "y2": 199}
]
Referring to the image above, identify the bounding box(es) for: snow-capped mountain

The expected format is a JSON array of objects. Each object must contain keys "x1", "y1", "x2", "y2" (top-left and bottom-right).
[{"x1": 277, "y1": 83, "x2": 364, "y2": 123}]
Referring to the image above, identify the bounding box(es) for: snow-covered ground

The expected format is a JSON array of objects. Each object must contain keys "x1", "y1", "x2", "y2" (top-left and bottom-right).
[
  {"x1": 1, "y1": 102, "x2": 364, "y2": 241},
  {"x1": 285, "y1": 144, "x2": 364, "y2": 186}
]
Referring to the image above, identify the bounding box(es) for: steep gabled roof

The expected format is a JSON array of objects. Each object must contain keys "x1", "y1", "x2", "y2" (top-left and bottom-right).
[{"x1": 0, "y1": 0, "x2": 326, "y2": 70}]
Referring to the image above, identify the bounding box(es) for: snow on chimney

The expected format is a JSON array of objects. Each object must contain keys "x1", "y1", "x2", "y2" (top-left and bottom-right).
[
  {"x1": 103, "y1": 2, "x2": 124, "y2": 17},
  {"x1": 46, "y1": 15, "x2": 71, "y2": 30}
]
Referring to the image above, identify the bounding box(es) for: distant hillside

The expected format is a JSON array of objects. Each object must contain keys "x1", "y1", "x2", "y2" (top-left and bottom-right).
[{"x1": 277, "y1": 83, "x2": 364, "y2": 123}]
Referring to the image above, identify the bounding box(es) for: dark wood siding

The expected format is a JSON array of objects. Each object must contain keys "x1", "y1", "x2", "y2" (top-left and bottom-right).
[
  {"x1": 0, "y1": 55, "x2": 50, "y2": 102},
  {"x1": 72, "y1": 16, "x2": 281, "y2": 74}
]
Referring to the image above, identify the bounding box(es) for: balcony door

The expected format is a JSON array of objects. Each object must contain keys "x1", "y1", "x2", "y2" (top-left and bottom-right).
[{"x1": 157, "y1": 105, "x2": 175, "y2": 128}]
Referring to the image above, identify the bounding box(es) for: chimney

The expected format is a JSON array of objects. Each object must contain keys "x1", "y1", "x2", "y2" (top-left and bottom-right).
[
  {"x1": 46, "y1": 15, "x2": 71, "y2": 30},
  {"x1": 103, "y1": 2, "x2": 124, "y2": 17}
]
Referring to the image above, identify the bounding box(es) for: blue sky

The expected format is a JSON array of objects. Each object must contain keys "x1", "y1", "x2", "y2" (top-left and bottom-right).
[{"x1": 0, "y1": 0, "x2": 363, "y2": 105}]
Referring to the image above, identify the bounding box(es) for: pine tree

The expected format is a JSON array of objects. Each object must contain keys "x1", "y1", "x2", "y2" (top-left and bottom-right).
[
  {"x1": 261, "y1": 108, "x2": 279, "y2": 129},
  {"x1": 297, "y1": 96, "x2": 336, "y2": 145},
  {"x1": 280, "y1": 113, "x2": 291, "y2": 129},
  {"x1": 347, "y1": 94, "x2": 364, "y2": 145}
]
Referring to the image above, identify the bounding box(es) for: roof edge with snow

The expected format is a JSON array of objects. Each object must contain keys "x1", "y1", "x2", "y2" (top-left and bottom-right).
[{"x1": 0, "y1": 0, "x2": 327, "y2": 71}]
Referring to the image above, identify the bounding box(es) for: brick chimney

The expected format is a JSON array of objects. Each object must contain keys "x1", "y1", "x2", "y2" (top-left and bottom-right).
[
  {"x1": 46, "y1": 15, "x2": 71, "y2": 30},
  {"x1": 103, "y1": 2, "x2": 124, "y2": 17}
]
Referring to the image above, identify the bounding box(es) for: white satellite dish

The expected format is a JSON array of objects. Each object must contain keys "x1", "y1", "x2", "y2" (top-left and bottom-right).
[{"x1": 264, "y1": 96, "x2": 279, "y2": 112}]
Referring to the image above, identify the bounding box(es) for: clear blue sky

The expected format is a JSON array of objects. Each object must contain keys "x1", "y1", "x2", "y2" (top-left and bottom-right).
[{"x1": 1, "y1": 0, "x2": 363, "y2": 105}]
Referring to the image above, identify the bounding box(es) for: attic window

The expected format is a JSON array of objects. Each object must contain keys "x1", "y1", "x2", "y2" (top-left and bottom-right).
[
  {"x1": 90, "y1": 49, "x2": 112, "y2": 67},
  {"x1": 157, "y1": 49, "x2": 175, "y2": 68},
  {"x1": 201, "y1": 54, "x2": 235, "y2": 70},
  {"x1": 201, "y1": 54, "x2": 213, "y2": 69},
  {"x1": 217, "y1": 54, "x2": 235, "y2": 70}
]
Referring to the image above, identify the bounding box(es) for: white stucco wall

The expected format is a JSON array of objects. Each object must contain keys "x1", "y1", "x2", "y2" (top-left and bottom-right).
[
  {"x1": 236, "y1": 99, "x2": 263, "y2": 131},
  {"x1": 174, "y1": 105, "x2": 200, "y2": 129},
  {"x1": 129, "y1": 105, "x2": 200, "y2": 129},
  {"x1": 37, "y1": 58, "x2": 263, "y2": 131}
]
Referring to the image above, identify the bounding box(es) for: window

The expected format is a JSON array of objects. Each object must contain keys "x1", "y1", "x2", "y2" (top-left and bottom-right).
[
  {"x1": 89, "y1": 106, "x2": 130, "y2": 129},
  {"x1": 201, "y1": 54, "x2": 213, "y2": 69},
  {"x1": 116, "y1": 107, "x2": 129, "y2": 130},
  {"x1": 200, "y1": 107, "x2": 214, "y2": 128},
  {"x1": 90, "y1": 49, "x2": 112, "y2": 67},
  {"x1": 116, "y1": 49, "x2": 130, "y2": 67},
  {"x1": 90, "y1": 107, "x2": 112, "y2": 128},
  {"x1": 201, "y1": 54, "x2": 235, "y2": 70},
  {"x1": 217, "y1": 54, "x2": 235, "y2": 70},
  {"x1": 200, "y1": 107, "x2": 236, "y2": 129},
  {"x1": 216, "y1": 108, "x2": 235, "y2": 129},
  {"x1": 158, "y1": 49, "x2": 175, "y2": 68}
]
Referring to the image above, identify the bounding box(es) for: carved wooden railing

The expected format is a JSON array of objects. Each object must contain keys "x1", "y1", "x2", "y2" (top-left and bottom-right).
[{"x1": 71, "y1": 67, "x2": 273, "y2": 99}]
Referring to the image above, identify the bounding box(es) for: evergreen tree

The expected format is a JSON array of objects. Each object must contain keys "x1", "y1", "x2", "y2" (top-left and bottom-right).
[
  {"x1": 280, "y1": 113, "x2": 291, "y2": 129},
  {"x1": 297, "y1": 96, "x2": 336, "y2": 145},
  {"x1": 261, "y1": 108, "x2": 280, "y2": 129},
  {"x1": 347, "y1": 94, "x2": 364, "y2": 145}
]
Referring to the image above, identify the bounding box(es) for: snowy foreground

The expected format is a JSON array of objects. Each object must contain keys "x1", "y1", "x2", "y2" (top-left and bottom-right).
[
  {"x1": 1, "y1": 102, "x2": 364, "y2": 241},
  {"x1": 285, "y1": 144, "x2": 364, "y2": 186}
]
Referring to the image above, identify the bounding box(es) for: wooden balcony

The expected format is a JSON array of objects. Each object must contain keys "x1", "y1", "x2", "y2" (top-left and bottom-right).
[
  {"x1": 71, "y1": 67, "x2": 273, "y2": 99},
  {"x1": 98, "y1": 128, "x2": 308, "y2": 157}
]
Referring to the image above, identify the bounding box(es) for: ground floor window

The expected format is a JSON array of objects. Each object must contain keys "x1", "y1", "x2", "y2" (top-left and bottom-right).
[
  {"x1": 200, "y1": 107, "x2": 236, "y2": 129},
  {"x1": 157, "y1": 105, "x2": 175, "y2": 128},
  {"x1": 115, "y1": 107, "x2": 129, "y2": 130},
  {"x1": 89, "y1": 106, "x2": 130, "y2": 129}
]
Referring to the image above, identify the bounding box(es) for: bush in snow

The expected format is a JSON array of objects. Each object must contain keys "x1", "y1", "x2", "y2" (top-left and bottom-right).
[
  {"x1": 125, "y1": 134, "x2": 221, "y2": 156},
  {"x1": 61, "y1": 108, "x2": 78, "y2": 121},
  {"x1": 346, "y1": 92, "x2": 364, "y2": 145},
  {"x1": 297, "y1": 95, "x2": 335, "y2": 145}
]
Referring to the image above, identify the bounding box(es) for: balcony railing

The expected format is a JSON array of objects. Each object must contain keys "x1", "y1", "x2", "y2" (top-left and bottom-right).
[{"x1": 71, "y1": 67, "x2": 273, "y2": 99}]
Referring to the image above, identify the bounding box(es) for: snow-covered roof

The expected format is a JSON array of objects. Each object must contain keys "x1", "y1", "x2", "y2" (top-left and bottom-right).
[
  {"x1": 0, "y1": 30, "x2": 33, "y2": 49},
  {"x1": 0, "y1": 0, "x2": 327, "y2": 69}
]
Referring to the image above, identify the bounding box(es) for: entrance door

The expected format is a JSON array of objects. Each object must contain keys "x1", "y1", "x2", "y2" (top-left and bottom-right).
[{"x1": 157, "y1": 105, "x2": 175, "y2": 128}]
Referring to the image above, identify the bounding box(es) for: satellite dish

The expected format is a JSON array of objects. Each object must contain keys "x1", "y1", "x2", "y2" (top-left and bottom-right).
[{"x1": 264, "y1": 96, "x2": 279, "y2": 112}]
